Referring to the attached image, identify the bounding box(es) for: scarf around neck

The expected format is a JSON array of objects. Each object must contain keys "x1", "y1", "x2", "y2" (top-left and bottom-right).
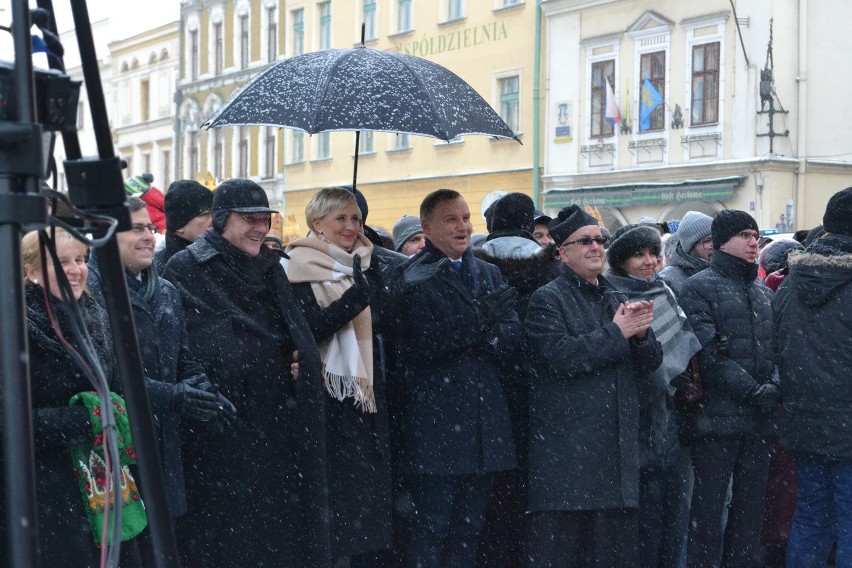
[{"x1": 285, "y1": 232, "x2": 376, "y2": 413}]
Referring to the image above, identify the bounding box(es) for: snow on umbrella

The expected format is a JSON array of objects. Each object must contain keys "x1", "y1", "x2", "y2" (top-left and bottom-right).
[{"x1": 202, "y1": 44, "x2": 520, "y2": 188}]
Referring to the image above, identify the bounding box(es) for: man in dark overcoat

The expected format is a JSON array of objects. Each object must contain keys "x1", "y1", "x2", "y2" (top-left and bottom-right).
[
  {"x1": 773, "y1": 188, "x2": 852, "y2": 566},
  {"x1": 678, "y1": 209, "x2": 780, "y2": 567},
  {"x1": 391, "y1": 189, "x2": 521, "y2": 568},
  {"x1": 162, "y1": 178, "x2": 331, "y2": 567},
  {"x1": 524, "y1": 205, "x2": 662, "y2": 567}
]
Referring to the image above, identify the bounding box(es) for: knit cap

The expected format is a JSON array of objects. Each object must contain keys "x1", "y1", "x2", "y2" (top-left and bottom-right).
[
  {"x1": 490, "y1": 193, "x2": 535, "y2": 232},
  {"x1": 823, "y1": 187, "x2": 852, "y2": 236},
  {"x1": 124, "y1": 173, "x2": 154, "y2": 196},
  {"x1": 392, "y1": 215, "x2": 424, "y2": 252},
  {"x1": 677, "y1": 211, "x2": 714, "y2": 253},
  {"x1": 164, "y1": 180, "x2": 214, "y2": 233},
  {"x1": 711, "y1": 210, "x2": 759, "y2": 249}
]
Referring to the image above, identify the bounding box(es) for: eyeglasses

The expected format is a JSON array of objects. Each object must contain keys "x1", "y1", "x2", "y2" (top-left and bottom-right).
[
  {"x1": 698, "y1": 236, "x2": 714, "y2": 248},
  {"x1": 239, "y1": 213, "x2": 272, "y2": 226},
  {"x1": 130, "y1": 223, "x2": 157, "y2": 234},
  {"x1": 560, "y1": 236, "x2": 609, "y2": 247},
  {"x1": 735, "y1": 230, "x2": 759, "y2": 241}
]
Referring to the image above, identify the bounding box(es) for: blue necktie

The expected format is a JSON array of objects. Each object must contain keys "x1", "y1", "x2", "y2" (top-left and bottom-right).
[{"x1": 451, "y1": 260, "x2": 463, "y2": 272}]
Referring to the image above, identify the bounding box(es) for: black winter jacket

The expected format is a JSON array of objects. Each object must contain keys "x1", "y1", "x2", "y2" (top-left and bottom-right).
[
  {"x1": 162, "y1": 229, "x2": 332, "y2": 567},
  {"x1": 679, "y1": 251, "x2": 778, "y2": 442},
  {"x1": 773, "y1": 234, "x2": 852, "y2": 460}
]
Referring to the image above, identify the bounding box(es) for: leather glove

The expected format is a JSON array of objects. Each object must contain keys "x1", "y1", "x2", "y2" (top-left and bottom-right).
[
  {"x1": 748, "y1": 383, "x2": 781, "y2": 413},
  {"x1": 214, "y1": 392, "x2": 240, "y2": 434},
  {"x1": 474, "y1": 285, "x2": 519, "y2": 330},
  {"x1": 351, "y1": 254, "x2": 372, "y2": 298},
  {"x1": 172, "y1": 380, "x2": 221, "y2": 422}
]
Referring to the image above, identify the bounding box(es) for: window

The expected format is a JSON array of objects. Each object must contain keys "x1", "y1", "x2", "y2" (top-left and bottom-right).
[
  {"x1": 213, "y1": 22, "x2": 223, "y2": 74},
  {"x1": 265, "y1": 128, "x2": 276, "y2": 178},
  {"x1": 238, "y1": 127, "x2": 249, "y2": 177},
  {"x1": 267, "y1": 7, "x2": 277, "y2": 62},
  {"x1": 503, "y1": 0, "x2": 522, "y2": 6},
  {"x1": 189, "y1": 29, "x2": 199, "y2": 80},
  {"x1": 691, "y1": 42, "x2": 719, "y2": 126},
  {"x1": 292, "y1": 9, "x2": 304, "y2": 56},
  {"x1": 359, "y1": 131, "x2": 374, "y2": 154},
  {"x1": 240, "y1": 14, "x2": 250, "y2": 70},
  {"x1": 213, "y1": 129, "x2": 223, "y2": 179},
  {"x1": 640, "y1": 51, "x2": 665, "y2": 131},
  {"x1": 498, "y1": 75, "x2": 519, "y2": 133},
  {"x1": 188, "y1": 132, "x2": 199, "y2": 178},
  {"x1": 363, "y1": 0, "x2": 377, "y2": 41},
  {"x1": 161, "y1": 149, "x2": 171, "y2": 188},
  {"x1": 448, "y1": 0, "x2": 463, "y2": 20},
  {"x1": 590, "y1": 60, "x2": 615, "y2": 138},
  {"x1": 397, "y1": 0, "x2": 411, "y2": 33},
  {"x1": 317, "y1": 132, "x2": 330, "y2": 159},
  {"x1": 394, "y1": 133, "x2": 410, "y2": 150},
  {"x1": 319, "y1": 2, "x2": 331, "y2": 50},
  {"x1": 292, "y1": 131, "x2": 304, "y2": 163},
  {"x1": 140, "y1": 79, "x2": 150, "y2": 122}
]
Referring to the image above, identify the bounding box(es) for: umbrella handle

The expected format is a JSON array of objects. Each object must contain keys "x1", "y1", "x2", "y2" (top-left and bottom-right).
[{"x1": 352, "y1": 130, "x2": 359, "y2": 193}]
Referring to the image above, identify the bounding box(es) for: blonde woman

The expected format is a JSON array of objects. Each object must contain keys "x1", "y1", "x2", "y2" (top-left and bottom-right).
[{"x1": 285, "y1": 187, "x2": 392, "y2": 563}]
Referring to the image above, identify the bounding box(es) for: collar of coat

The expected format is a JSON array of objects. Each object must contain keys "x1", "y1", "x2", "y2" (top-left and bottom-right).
[{"x1": 710, "y1": 249, "x2": 759, "y2": 285}]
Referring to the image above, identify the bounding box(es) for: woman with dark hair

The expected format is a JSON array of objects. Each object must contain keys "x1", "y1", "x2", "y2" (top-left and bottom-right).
[
  {"x1": 284, "y1": 187, "x2": 393, "y2": 564},
  {"x1": 0, "y1": 228, "x2": 143, "y2": 567},
  {"x1": 605, "y1": 225, "x2": 702, "y2": 568}
]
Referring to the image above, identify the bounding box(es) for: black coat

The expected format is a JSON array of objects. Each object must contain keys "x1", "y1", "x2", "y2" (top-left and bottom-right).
[
  {"x1": 525, "y1": 266, "x2": 663, "y2": 512},
  {"x1": 153, "y1": 231, "x2": 191, "y2": 274},
  {"x1": 162, "y1": 229, "x2": 331, "y2": 567},
  {"x1": 88, "y1": 262, "x2": 198, "y2": 518},
  {"x1": 0, "y1": 287, "x2": 141, "y2": 568},
  {"x1": 391, "y1": 245, "x2": 520, "y2": 476},
  {"x1": 291, "y1": 263, "x2": 393, "y2": 558},
  {"x1": 678, "y1": 250, "x2": 778, "y2": 442},
  {"x1": 773, "y1": 235, "x2": 852, "y2": 460}
]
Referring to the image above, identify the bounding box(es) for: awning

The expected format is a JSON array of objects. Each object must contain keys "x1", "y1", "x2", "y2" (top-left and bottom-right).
[{"x1": 543, "y1": 176, "x2": 744, "y2": 209}]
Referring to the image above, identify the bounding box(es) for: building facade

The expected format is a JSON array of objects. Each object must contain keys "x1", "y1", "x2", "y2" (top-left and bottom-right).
[
  {"x1": 541, "y1": 0, "x2": 852, "y2": 232},
  {"x1": 175, "y1": 0, "x2": 538, "y2": 233}
]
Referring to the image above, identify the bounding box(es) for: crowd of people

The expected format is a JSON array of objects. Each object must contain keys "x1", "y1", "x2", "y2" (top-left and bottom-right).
[{"x1": 1, "y1": 177, "x2": 850, "y2": 568}]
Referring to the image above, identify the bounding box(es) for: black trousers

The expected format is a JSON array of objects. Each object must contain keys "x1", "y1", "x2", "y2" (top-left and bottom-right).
[
  {"x1": 406, "y1": 472, "x2": 494, "y2": 568},
  {"x1": 524, "y1": 508, "x2": 639, "y2": 568},
  {"x1": 687, "y1": 434, "x2": 772, "y2": 568}
]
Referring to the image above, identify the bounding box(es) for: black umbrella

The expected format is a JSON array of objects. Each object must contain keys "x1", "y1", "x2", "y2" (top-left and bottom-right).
[{"x1": 202, "y1": 43, "x2": 520, "y2": 189}]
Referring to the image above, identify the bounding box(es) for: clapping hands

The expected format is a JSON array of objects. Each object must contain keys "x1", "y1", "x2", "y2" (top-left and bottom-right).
[{"x1": 613, "y1": 300, "x2": 654, "y2": 339}]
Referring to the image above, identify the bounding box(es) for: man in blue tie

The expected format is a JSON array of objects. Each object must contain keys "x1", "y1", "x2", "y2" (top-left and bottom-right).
[{"x1": 391, "y1": 189, "x2": 522, "y2": 568}]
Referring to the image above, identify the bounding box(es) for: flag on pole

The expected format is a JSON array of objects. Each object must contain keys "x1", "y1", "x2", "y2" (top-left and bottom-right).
[
  {"x1": 623, "y1": 79, "x2": 632, "y2": 127},
  {"x1": 640, "y1": 78, "x2": 663, "y2": 131},
  {"x1": 605, "y1": 80, "x2": 622, "y2": 127}
]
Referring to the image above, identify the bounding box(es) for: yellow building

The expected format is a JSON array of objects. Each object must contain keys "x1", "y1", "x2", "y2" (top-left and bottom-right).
[{"x1": 175, "y1": 0, "x2": 539, "y2": 233}]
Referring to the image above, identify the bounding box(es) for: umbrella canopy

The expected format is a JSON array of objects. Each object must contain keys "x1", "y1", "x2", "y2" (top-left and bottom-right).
[{"x1": 203, "y1": 45, "x2": 519, "y2": 142}]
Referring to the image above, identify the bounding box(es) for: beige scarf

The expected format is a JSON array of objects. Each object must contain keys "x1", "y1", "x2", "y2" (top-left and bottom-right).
[{"x1": 285, "y1": 232, "x2": 376, "y2": 413}]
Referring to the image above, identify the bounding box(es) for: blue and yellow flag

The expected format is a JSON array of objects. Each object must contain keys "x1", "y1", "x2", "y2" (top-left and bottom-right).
[{"x1": 640, "y1": 78, "x2": 663, "y2": 131}]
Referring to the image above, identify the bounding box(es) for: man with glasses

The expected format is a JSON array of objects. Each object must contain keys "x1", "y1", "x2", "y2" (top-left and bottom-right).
[
  {"x1": 524, "y1": 205, "x2": 662, "y2": 567},
  {"x1": 659, "y1": 211, "x2": 714, "y2": 295},
  {"x1": 162, "y1": 178, "x2": 333, "y2": 567},
  {"x1": 154, "y1": 179, "x2": 214, "y2": 272},
  {"x1": 678, "y1": 209, "x2": 780, "y2": 567}
]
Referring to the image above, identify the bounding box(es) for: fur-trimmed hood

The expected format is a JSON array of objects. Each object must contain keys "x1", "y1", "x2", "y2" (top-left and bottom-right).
[{"x1": 787, "y1": 236, "x2": 852, "y2": 308}]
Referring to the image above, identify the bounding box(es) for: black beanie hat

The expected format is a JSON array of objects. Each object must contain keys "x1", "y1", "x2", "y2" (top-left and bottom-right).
[
  {"x1": 823, "y1": 187, "x2": 852, "y2": 236},
  {"x1": 483, "y1": 201, "x2": 497, "y2": 233},
  {"x1": 607, "y1": 226, "x2": 662, "y2": 274},
  {"x1": 490, "y1": 192, "x2": 535, "y2": 232},
  {"x1": 548, "y1": 204, "x2": 599, "y2": 245},
  {"x1": 711, "y1": 209, "x2": 759, "y2": 249},
  {"x1": 337, "y1": 185, "x2": 369, "y2": 223},
  {"x1": 164, "y1": 180, "x2": 213, "y2": 232}
]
